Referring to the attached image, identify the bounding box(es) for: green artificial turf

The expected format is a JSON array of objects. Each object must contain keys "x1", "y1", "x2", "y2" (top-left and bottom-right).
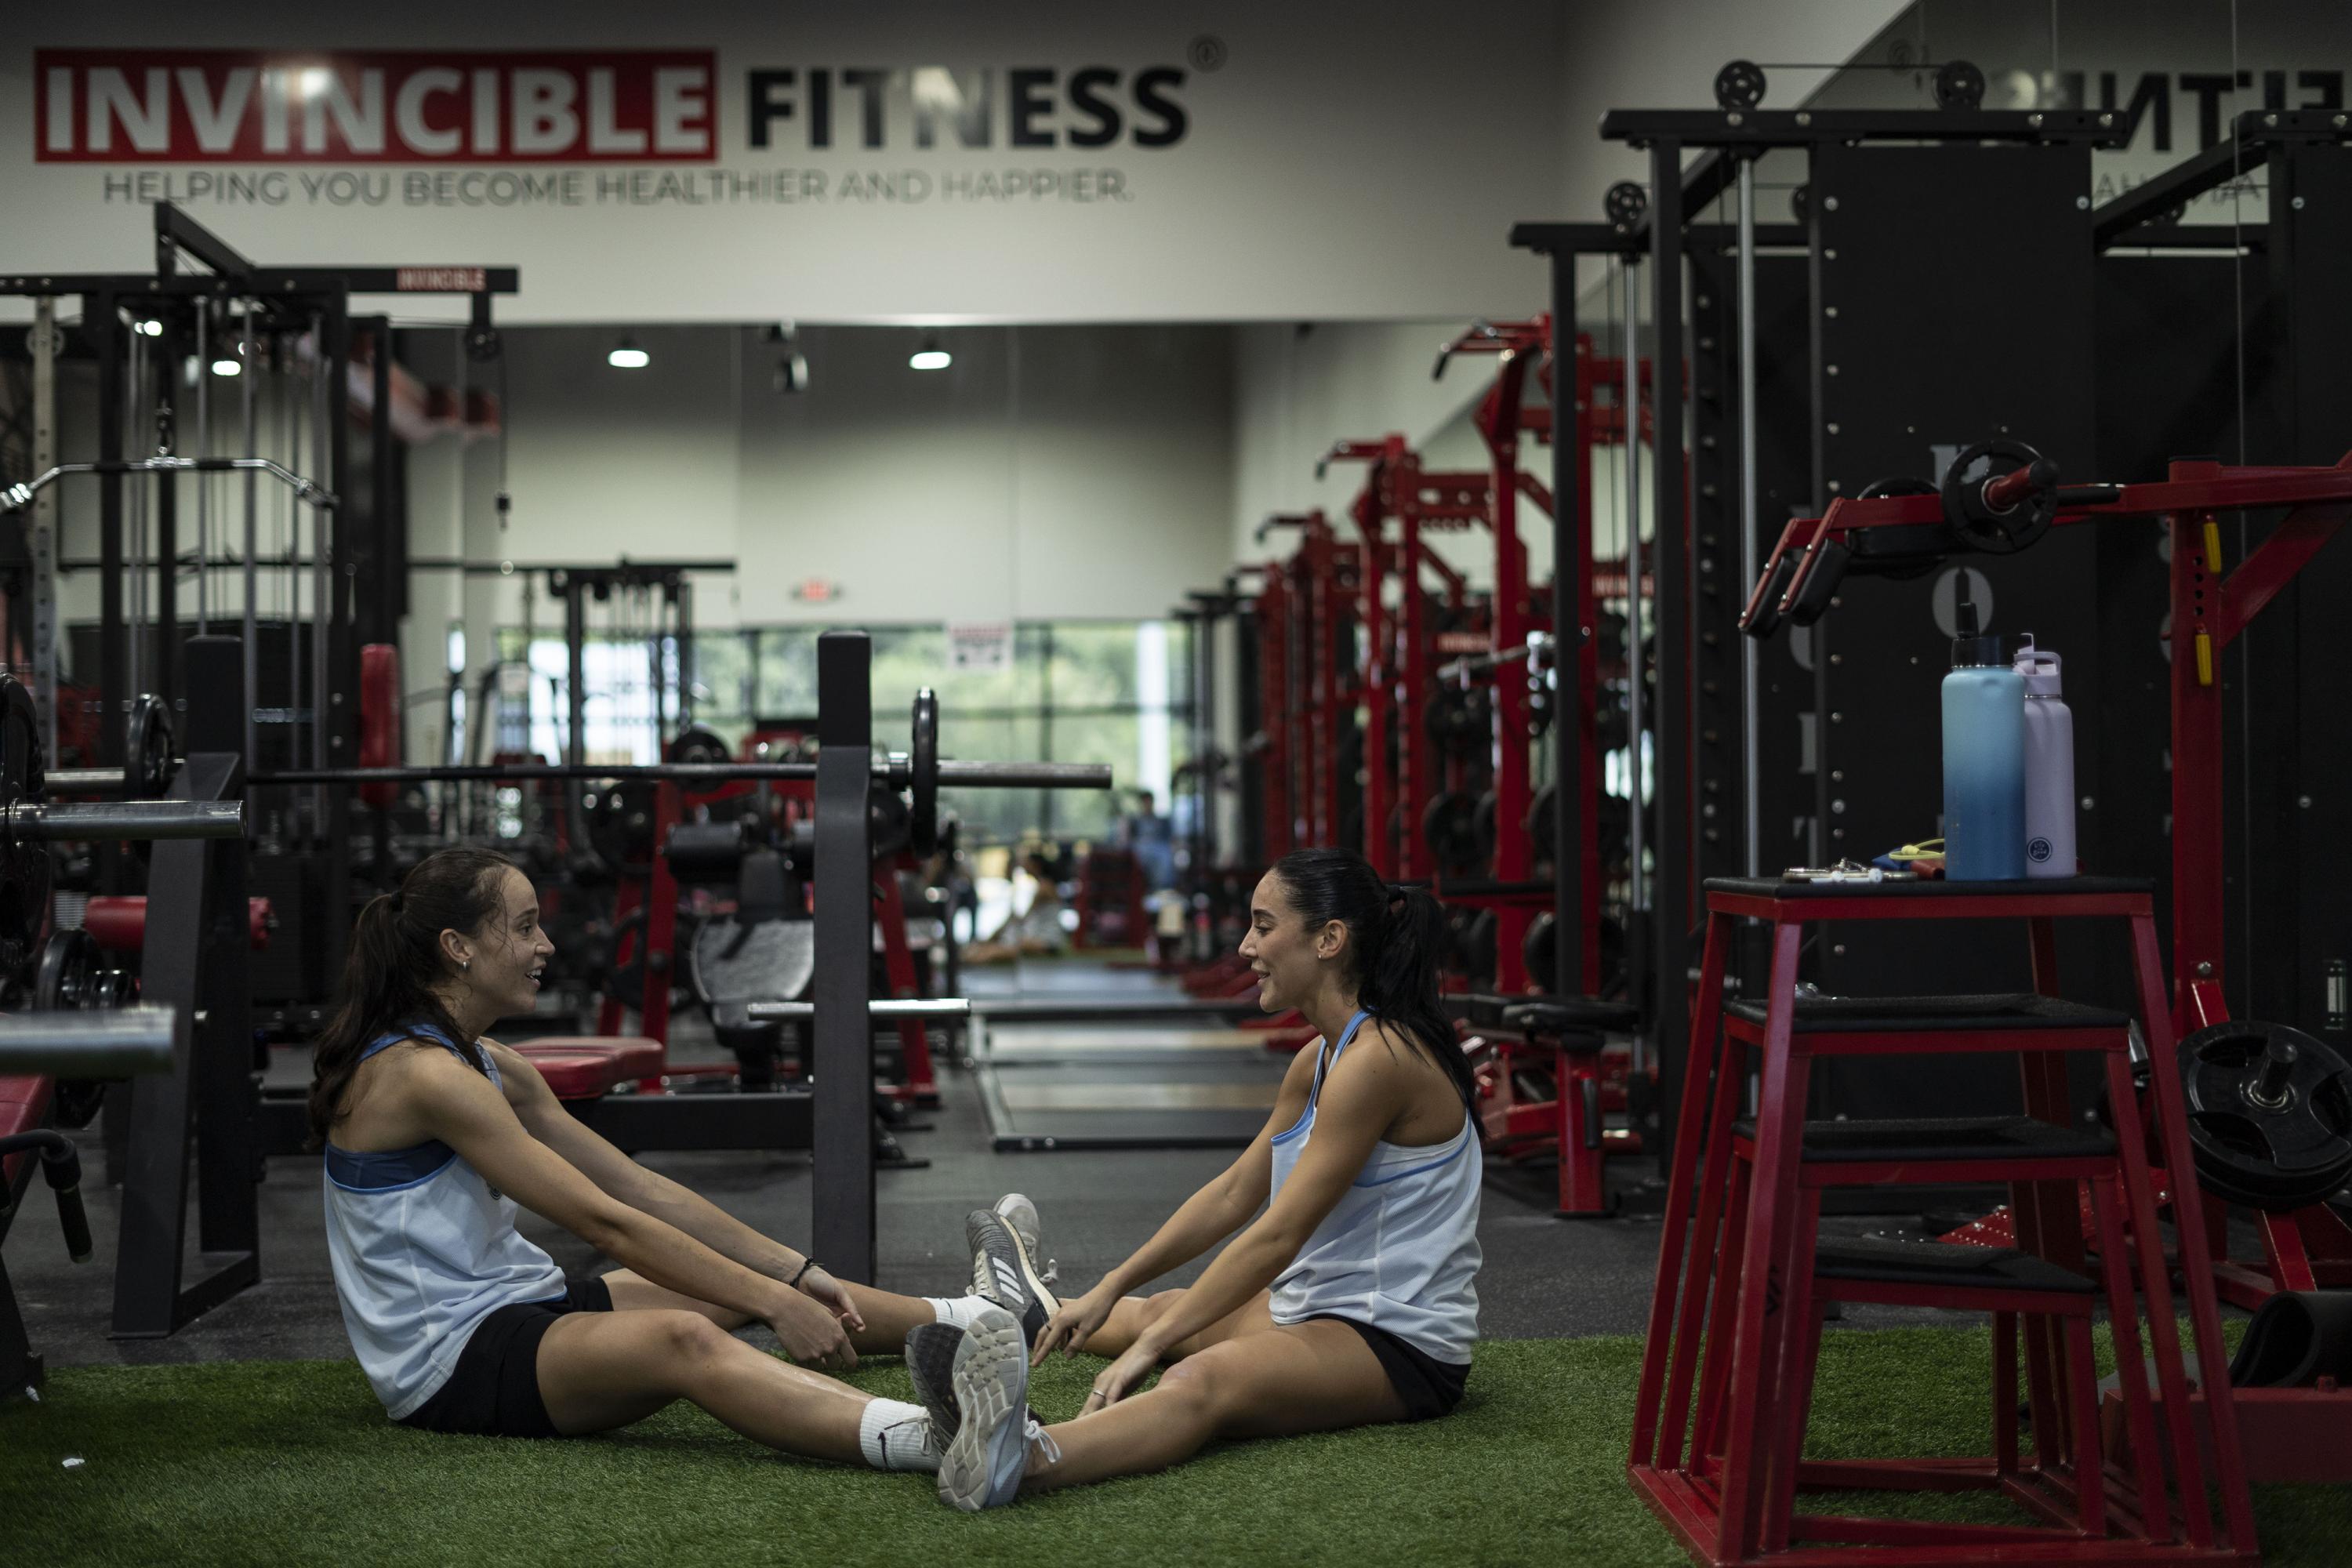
[{"x1": 2, "y1": 1327, "x2": 2345, "y2": 1567}]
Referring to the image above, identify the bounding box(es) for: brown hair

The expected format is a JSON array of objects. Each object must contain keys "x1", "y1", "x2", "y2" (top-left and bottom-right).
[{"x1": 304, "y1": 848, "x2": 521, "y2": 1145}]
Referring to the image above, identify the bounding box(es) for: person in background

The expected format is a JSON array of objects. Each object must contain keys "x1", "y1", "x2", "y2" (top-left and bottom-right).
[{"x1": 1122, "y1": 789, "x2": 1179, "y2": 892}]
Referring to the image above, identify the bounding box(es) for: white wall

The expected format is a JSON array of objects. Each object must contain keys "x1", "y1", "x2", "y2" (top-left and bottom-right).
[{"x1": 395, "y1": 321, "x2": 1236, "y2": 702}]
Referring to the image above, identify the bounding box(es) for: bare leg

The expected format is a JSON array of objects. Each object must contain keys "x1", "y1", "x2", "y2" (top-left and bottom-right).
[
  {"x1": 535, "y1": 1308, "x2": 872, "y2": 1461},
  {"x1": 1075, "y1": 1288, "x2": 1273, "y2": 1362},
  {"x1": 1024, "y1": 1320, "x2": 1406, "y2": 1494},
  {"x1": 601, "y1": 1269, "x2": 938, "y2": 1356}
]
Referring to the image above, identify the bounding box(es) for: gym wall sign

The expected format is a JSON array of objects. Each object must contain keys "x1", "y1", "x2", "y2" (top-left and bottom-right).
[{"x1": 33, "y1": 49, "x2": 1197, "y2": 211}]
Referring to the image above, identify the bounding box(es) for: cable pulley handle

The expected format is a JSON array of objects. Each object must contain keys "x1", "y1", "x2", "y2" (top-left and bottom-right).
[{"x1": 0, "y1": 1131, "x2": 92, "y2": 1261}]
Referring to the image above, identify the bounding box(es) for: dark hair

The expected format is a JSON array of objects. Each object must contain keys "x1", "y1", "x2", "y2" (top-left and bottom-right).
[
  {"x1": 305, "y1": 848, "x2": 521, "y2": 1145},
  {"x1": 1269, "y1": 848, "x2": 1477, "y2": 1116}
]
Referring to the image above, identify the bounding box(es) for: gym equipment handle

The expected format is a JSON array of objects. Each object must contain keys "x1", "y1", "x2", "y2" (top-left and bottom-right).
[
  {"x1": 746, "y1": 998, "x2": 974, "y2": 1021},
  {"x1": 1981, "y1": 457, "x2": 2059, "y2": 511},
  {"x1": 0, "y1": 456, "x2": 338, "y2": 514},
  {"x1": 0, "y1": 1131, "x2": 93, "y2": 1262},
  {"x1": 8, "y1": 800, "x2": 245, "y2": 841},
  {"x1": 0, "y1": 1004, "x2": 178, "y2": 1076}
]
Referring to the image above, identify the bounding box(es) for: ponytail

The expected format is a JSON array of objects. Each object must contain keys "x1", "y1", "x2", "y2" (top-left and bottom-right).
[
  {"x1": 1269, "y1": 848, "x2": 1479, "y2": 1117},
  {"x1": 305, "y1": 849, "x2": 515, "y2": 1146}
]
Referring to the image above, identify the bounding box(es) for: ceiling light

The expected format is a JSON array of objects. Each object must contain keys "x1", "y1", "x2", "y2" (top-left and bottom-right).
[
  {"x1": 909, "y1": 334, "x2": 950, "y2": 372},
  {"x1": 135, "y1": 318, "x2": 162, "y2": 337},
  {"x1": 210, "y1": 358, "x2": 243, "y2": 376},
  {"x1": 608, "y1": 339, "x2": 650, "y2": 369},
  {"x1": 299, "y1": 67, "x2": 331, "y2": 98}
]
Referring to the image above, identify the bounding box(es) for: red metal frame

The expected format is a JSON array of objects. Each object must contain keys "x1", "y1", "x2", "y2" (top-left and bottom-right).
[
  {"x1": 1746, "y1": 455, "x2": 2352, "y2": 1306},
  {"x1": 1630, "y1": 884, "x2": 2257, "y2": 1565}
]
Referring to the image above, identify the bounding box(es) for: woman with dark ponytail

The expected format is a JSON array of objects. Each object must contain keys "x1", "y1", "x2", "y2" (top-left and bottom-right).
[
  {"x1": 312, "y1": 848, "x2": 1072, "y2": 1480},
  {"x1": 912, "y1": 847, "x2": 1482, "y2": 1512}
]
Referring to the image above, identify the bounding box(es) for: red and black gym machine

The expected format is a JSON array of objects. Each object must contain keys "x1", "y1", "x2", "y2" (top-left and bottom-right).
[{"x1": 1741, "y1": 445, "x2": 2352, "y2": 1492}]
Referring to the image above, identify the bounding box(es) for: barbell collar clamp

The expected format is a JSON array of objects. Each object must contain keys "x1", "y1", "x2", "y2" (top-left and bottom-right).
[{"x1": 7, "y1": 800, "x2": 245, "y2": 842}]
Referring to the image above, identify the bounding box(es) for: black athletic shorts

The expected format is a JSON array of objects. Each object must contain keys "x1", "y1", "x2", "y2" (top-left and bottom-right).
[
  {"x1": 1305, "y1": 1313, "x2": 1471, "y2": 1421},
  {"x1": 399, "y1": 1276, "x2": 614, "y2": 1439}
]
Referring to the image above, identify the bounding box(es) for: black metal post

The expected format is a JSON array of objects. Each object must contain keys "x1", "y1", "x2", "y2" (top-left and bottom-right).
[
  {"x1": 111, "y1": 740, "x2": 258, "y2": 1337},
  {"x1": 94, "y1": 297, "x2": 125, "y2": 895},
  {"x1": 320, "y1": 296, "x2": 354, "y2": 985},
  {"x1": 154, "y1": 317, "x2": 179, "y2": 711},
  {"x1": 811, "y1": 630, "x2": 877, "y2": 1283},
  {"x1": 1549, "y1": 245, "x2": 1587, "y2": 997},
  {"x1": 1648, "y1": 139, "x2": 1693, "y2": 1167},
  {"x1": 369, "y1": 320, "x2": 395, "y2": 644}
]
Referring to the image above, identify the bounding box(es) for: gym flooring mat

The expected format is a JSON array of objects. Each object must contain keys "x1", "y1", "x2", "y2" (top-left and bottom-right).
[
  {"x1": 975, "y1": 1053, "x2": 1292, "y2": 1150},
  {"x1": 11, "y1": 1323, "x2": 2336, "y2": 1568}
]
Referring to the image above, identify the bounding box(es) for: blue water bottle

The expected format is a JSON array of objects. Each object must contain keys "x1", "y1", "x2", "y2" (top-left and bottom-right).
[{"x1": 1941, "y1": 593, "x2": 2027, "y2": 880}]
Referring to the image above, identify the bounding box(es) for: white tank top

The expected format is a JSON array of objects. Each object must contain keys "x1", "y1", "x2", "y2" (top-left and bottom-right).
[
  {"x1": 1267, "y1": 1009, "x2": 1482, "y2": 1364},
  {"x1": 321, "y1": 1029, "x2": 568, "y2": 1419}
]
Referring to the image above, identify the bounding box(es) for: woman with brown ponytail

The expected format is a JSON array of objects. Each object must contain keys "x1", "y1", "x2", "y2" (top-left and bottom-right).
[
  {"x1": 310, "y1": 848, "x2": 1059, "y2": 1474},
  {"x1": 907, "y1": 847, "x2": 1483, "y2": 1512}
]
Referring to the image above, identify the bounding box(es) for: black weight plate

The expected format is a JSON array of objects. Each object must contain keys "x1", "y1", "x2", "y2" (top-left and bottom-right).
[
  {"x1": 0, "y1": 676, "x2": 46, "y2": 972},
  {"x1": 126, "y1": 695, "x2": 174, "y2": 797},
  {"x1": 1935, "y1": 59, "x2": 1987, "y2": 111},
  {"x1": 2180, "y1": 1021, "x2": 2352, "y2": 1210},
  {"x1": 1526, "y1": 782, "x2": 1558, "y2": 867},
  {"x1": 1940, "y1": 437, "x2": 2056, "y2": 554},
  {"x1": 35, "y1": 927, "x2": 99, "y2": 1011},
  {"x1": 1714, "y1": 59, "x2": 1766, "y2": 111},
  {"x1": 1421, "y1": 790, "x2": 1483, "y2": 876},
  {"x1": 869, "y1": 783, "x2": 913, "y2": 859},
  {"x1": 1523, "y1": 911, "x2": 1556, "y2": 985},
  {"x1": 909, "y1": 688, "x2": 939, "y2": 857},
  {"x1": 1603, "y1": 180, "x2": 1648, "y2": 231},
  {"x1": 666, "y1": 724, "x2": 729, "y2": 768}
]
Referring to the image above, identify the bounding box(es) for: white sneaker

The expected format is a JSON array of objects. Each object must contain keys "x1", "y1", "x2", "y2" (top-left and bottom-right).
[
  {"x1": 935, "y1": 1306, "x2": 1057, "y2": 1512},
  {"x1": 967, "y1": 1203, "x2": 1059, "y2": 1344}
]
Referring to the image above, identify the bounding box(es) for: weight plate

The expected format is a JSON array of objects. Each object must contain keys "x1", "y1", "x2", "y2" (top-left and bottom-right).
[
  {"x1": 125, "y1": 695, "x2": 173, "y2": 797},
  {"x1": 666, "y1": 724, "x2": 730, "y2": 768},
  {"x1": 1934, "y1": 59, "x2": 1987, "y2": 111},
  {"x1": 2180, "y1": 1020, "x2": 2352, "y2": 1211},
  {"x1": 909, "y1": 688, "x2": 939, "y2": 858},
  {"x1": 1523, "y1": 911, "x2": 1556, "y2": 985},
  {"x1": 1421, "y1": 790, "x2": 1483, "y2": 877},
  {"x1": 869, "y1": 782, "x2": 913, "y2": 859},
  {"x1": 34, "y1": 927, "x2": 100, "y2": 1012},
  {"x1": 1940, "y1": 437, "x2": 2057, "y2": 554},
  {"x1": 691, "y1": 913, "x2": 815, "y2": 1025},
  {"x1": 1526, "y1": 782, "x2": 1558, "y2": 867},
  {"x1": 0, "y1": 676, "x2": 47, "y2": 973},
  {"x1": 1713, "y1": 59, "x2": 1766, "y2": 111},
  {"x1": 1603, "y1": 180, "x2": 1649, "y2": 232}
]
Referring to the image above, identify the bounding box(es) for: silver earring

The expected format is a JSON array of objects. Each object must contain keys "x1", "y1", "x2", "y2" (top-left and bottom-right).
[{"x1": 461, "y1": 960, "x2": 470, "y2": 971}]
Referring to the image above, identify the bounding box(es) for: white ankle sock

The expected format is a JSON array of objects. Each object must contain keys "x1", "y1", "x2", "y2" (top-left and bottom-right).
[
  {"x1": 857, "y1": 1398, "x2": 940, "y2": 1472},
  {"x1": 924, "y1": 1295, "x2": 987, "y2": 1329}
]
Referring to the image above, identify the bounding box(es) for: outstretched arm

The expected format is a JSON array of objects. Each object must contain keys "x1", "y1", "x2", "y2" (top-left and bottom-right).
[
  {"x1": 1031, "y1": 1044, "x2": 1313, "y2": 1360},
  {"x1": 1088, "y1": 1034, "x2": 1407, "y2": 1405},
  {"x1": 412, "y1": 1048, "x2": 859, "y2": 1367}
]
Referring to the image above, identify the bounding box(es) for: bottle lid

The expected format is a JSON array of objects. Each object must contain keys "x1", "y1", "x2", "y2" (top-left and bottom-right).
[
  {"x1": 1950, "y1": 593, "x2": 2002, "y2": 669},
  {"x1": 2012, "y1": 632, "x2": 2063, "y2": 695}
]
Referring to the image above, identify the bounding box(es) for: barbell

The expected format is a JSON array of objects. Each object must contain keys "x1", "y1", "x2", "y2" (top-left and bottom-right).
[
  {"x1": 249, "y1": 690, "x2": 1103, "y2": 862},
  {"x1": 0, "y1": 678, "x2": 246, "y2": 975}
]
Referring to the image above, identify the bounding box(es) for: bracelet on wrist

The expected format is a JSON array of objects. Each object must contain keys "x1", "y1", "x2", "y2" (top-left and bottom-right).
[{"x1": 787, "y1": 1258, "x2": 819, "y2": 1288}]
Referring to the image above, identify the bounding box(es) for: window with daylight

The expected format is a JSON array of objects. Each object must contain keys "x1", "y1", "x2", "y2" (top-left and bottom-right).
[{"x1": 485, "y1": 619, "x2": 1194, "y2": 847}]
